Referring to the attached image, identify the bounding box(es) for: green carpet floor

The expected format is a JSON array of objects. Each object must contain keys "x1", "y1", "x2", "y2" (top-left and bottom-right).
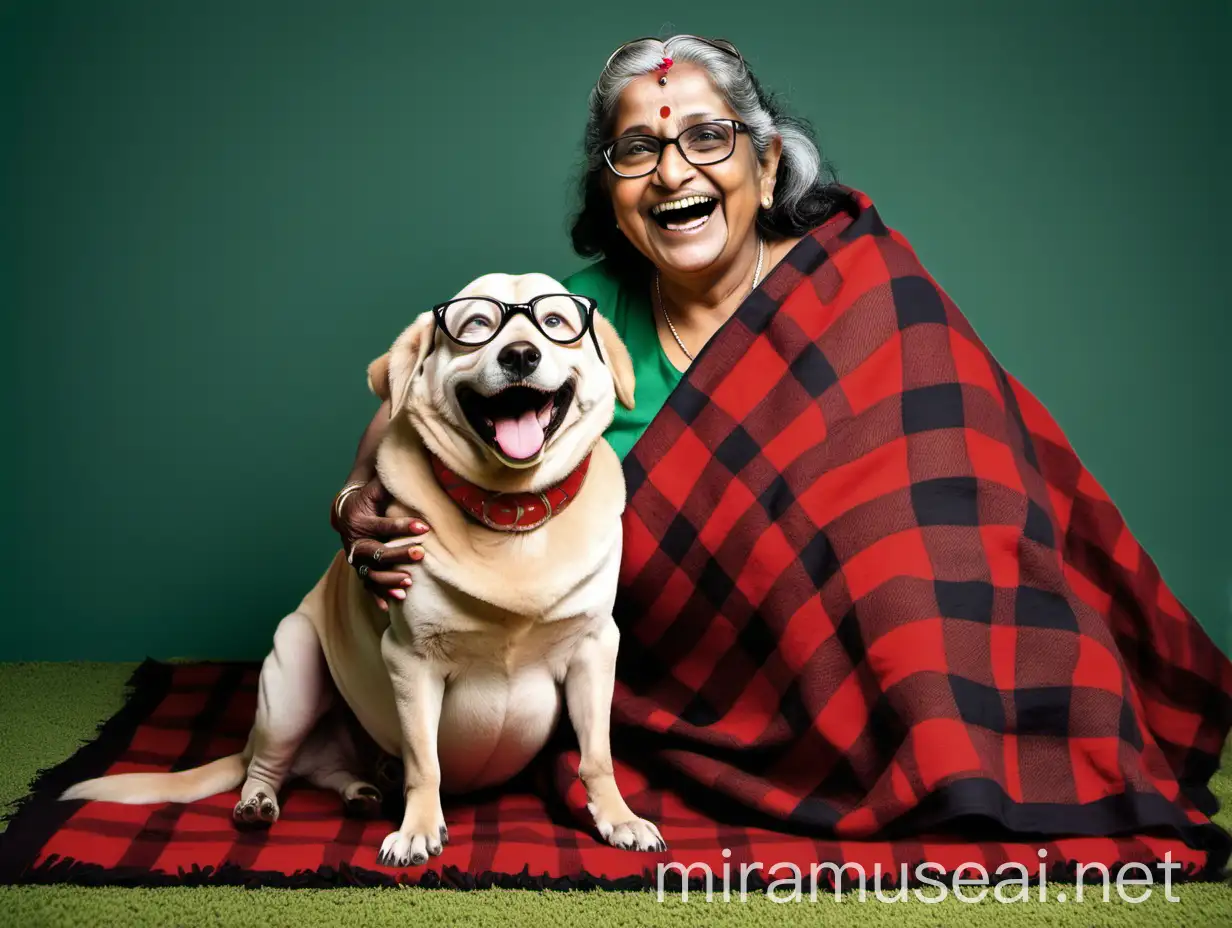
[{"x1": 2, "y1": 661, "x2": 1230, "y2": 927}]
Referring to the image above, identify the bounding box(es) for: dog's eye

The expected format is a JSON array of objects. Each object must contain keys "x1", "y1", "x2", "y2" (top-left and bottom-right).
[{"x1": 532, "y1": 296, "x2": 584, "y2": 341}]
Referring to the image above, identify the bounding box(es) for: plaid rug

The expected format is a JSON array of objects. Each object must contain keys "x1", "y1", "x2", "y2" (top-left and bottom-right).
[{"x1": 0, "y1": 660, "x2": 1224, "y2": 890}]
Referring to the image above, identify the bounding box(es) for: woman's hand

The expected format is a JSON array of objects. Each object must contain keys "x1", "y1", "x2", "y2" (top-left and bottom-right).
[{"x1": 332, "y1": 475, "x2": 430, "y2": 611}]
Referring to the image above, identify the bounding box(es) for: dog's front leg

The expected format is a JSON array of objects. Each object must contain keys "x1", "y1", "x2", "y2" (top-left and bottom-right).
[
  {"x1": 565, "y1": 620, "x2": 666, "y2": 852},
  {"x1": 377, "y1": 625, "x2": 448, "y2": 867}
]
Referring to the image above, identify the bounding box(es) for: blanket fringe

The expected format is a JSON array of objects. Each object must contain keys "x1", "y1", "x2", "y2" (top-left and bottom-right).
[
  {"x1": 10, "y1": 851, "x2": 1227, "y2": 893},
  {"x1": 0, "y1": 659, "x2": 175, "y2": 883},
  {"x1": 2, "y1": 659, "x2": 172, "y2": 826}
]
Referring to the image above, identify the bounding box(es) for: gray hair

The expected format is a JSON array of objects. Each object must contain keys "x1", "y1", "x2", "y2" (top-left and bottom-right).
[{"x1": 570, "y1": 35, "x2": 851, "y2": 278}]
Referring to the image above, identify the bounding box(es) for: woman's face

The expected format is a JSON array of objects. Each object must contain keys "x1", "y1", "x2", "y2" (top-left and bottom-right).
[{"x1": 606, "y1": 61, "x2": 780, "y2": 280}]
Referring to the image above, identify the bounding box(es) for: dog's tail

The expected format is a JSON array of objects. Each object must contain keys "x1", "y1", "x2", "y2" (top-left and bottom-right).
[{"x1": 59, "y1": 753, "x2": 246, "y2": 805}]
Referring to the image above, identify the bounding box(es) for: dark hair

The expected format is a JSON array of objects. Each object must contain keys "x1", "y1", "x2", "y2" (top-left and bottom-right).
[{"x1": 569, "y1": 36, "x2": 856, "y2": 287}]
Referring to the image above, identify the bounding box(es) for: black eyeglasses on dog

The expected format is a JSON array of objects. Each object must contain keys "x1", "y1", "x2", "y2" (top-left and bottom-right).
[{"x1": 431, "y1": 294, "x2": 606, "y2": 363}]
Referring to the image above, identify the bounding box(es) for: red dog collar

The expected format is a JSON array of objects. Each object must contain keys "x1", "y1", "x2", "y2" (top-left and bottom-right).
[{"x1": 429, "y1": 452, "x2": 592, "y2": 532}]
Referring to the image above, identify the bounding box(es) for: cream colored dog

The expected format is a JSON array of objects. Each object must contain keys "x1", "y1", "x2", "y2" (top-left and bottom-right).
[{"x1": 60, "y1": 273, "x2": 666, "y2": 866}]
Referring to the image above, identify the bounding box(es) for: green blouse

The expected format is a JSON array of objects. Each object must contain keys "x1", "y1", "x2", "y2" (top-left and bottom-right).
[{"x1": 561, "y1": 260, "x2": 682, "y2": 461}]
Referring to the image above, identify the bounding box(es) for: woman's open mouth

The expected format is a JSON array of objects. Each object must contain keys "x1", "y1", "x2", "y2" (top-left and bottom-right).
[
  {"x1": 651, "y1": 195, "x2": 719, "y2": 234},
  {"x1": 457, "y1": 381, "x2": 575, "y2": 463}
]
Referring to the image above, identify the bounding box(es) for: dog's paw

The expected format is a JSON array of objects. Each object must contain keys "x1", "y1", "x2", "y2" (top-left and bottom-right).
[
  {"x1": 233, "y1": 791, "x2": 279, "y2": 829},
  {"x1": 592, "y1": 808, "x2": 666, "y2": 852},
  {"x1": 376, "y1": 822, "x2": 449, "y2": 867},
  {"x1": 343, "y1": 783, "x2": 383, "y2": 819}
]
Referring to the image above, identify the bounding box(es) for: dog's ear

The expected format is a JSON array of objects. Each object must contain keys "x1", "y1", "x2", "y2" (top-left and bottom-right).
[
  {"x1": 366, "y1": 352, "x2": 391, "y2": 401},
  {"x1": 385, "y1": 312, "x2": 437, "y2": 417},
  {"x1": 593, "y1": 310, "x2": 636, "y2": 410}
]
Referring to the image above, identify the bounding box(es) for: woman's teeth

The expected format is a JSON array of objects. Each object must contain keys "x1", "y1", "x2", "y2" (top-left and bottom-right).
[
  {"x1": 666, "y1": 214, "x2": 709, "y2": 232},
  {"x1": 651, "y1": 195, "x2": 716, "y2": 216},
  {"x1": 650, "y1": 195, "x2": 719, "y2": 234}
]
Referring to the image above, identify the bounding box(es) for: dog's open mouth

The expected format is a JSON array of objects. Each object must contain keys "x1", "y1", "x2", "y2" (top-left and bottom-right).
[{"x1": 457, "y1": 381, "x2": 575, "y2": 463}]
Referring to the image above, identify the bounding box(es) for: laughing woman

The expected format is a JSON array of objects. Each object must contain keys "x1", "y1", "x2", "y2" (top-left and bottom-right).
[{"x1": 332, "y1": 36, "x2": 1232, "y2": 881}]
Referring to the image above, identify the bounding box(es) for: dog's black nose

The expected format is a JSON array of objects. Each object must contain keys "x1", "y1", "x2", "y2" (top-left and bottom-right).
[{"x1": 497, "y1": 342, "x2": 541, "y2": 379}]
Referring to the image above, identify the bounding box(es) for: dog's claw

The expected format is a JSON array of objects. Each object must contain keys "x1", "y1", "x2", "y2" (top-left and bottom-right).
[
  {"x1": 378, "y1": 832, "x2": 412, "y2": 868},
  {"x1": 232, "y1": 791, "x2": 279, "y2": 829},
  {"x1": 597, "y1": 816, "x2": 664, "y2": 852},
  {"x1": 377, "y1": 825, "x2": 446, "y2": 868}
]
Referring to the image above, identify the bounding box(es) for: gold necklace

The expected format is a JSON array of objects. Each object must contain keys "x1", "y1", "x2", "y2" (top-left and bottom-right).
[{"x1": 655, "y1": 237, "x2": 765, "y2": 362}]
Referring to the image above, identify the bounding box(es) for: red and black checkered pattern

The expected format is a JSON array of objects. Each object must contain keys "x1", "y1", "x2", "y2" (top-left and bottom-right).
[
  {"x1": 543, "y1": 185, "x2": 1232, "y2": 875},
  {"x1": 1, "y1": 187, "x2": 1228, "y2": 889},
  {"x1": 0, "y1": 661, "x2": 1223, "y2": 888}
]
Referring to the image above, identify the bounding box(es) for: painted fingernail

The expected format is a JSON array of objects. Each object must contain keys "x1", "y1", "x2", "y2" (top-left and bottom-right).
[
  {"x1": 402, "y1": 576, "x2": 413, "y2": 587},
  {"x1": 390, "y1": 589, "x2": 406, "y2": 600},
  {"x1": 411, "y1": 549, "x2": 425, "y2": 561},
  {"x1": 412, "y1": 522, "x2": 429, "y2": 534}
]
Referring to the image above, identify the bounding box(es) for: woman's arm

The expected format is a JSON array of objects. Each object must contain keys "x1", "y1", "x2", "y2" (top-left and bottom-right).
[
  {"x1": 345, "y1": 398, "x2": 392, "y2": 486},
  {"x1": 332, "y1": 398, "x2": 430, "y2": 611}
]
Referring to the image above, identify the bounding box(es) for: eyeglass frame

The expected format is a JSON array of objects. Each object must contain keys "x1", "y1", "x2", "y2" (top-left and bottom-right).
[
  {"x1": 602, "y1": 118, "x2": 749, "y2": 179},
  {"x1": 602, "y1": 34, "x2": 746, "y2": 75},
  {"x1": 430, "y1": 294, "x2": 607, "y2": 364}
]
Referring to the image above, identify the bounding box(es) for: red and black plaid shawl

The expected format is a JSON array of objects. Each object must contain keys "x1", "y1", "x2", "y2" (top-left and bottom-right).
[
  {"x1": 2, "y1": 186, "x2": 1228, "y2": 890},
  {"x1": 547, "y1": 184, "x2": 1232, "y2": 877}
]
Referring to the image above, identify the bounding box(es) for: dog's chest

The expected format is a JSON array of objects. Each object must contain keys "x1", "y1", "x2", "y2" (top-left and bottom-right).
[
  {"x1": 396, "y1": 504, "x2": 622, "y2": 633},
  {"x1": 400, "y1": 574, "x2": 605, "y2": 675}
]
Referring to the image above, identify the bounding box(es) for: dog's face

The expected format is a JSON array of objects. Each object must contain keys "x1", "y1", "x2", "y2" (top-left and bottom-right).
[{"x1": 373, "y1": 273, "x2": 635, "y2": 489}]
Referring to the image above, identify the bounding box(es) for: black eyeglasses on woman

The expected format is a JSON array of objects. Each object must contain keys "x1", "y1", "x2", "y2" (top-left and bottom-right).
[{"x1": 602, "y1": 119, "x2": 748, "y2": 179}]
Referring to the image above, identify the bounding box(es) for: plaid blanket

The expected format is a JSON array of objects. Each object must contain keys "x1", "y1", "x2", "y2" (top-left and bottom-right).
[
  {"x1": 2, "y1": 187, "x2": 1228, "y2": 890},
  {"x1": 0, "y1": 661, "x2": 1224, "y2": 890},
  {"x1": 545, "y1": 185, "x2": 1232, "y2": 874}
]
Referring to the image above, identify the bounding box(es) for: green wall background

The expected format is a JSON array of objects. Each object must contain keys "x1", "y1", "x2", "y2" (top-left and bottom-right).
[{"x1": 2, "y1": 0, "x2": 1228, "y2": 661}]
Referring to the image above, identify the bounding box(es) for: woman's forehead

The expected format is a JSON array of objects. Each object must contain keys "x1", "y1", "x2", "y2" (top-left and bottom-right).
[{"x1": 611, "y1": 64, "x2": 736, "y2": 132}]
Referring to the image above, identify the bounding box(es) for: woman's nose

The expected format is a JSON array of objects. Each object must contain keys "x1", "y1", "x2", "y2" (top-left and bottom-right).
[{"x1": 654, "y1": 143, "x2": 695, "y2": 187}]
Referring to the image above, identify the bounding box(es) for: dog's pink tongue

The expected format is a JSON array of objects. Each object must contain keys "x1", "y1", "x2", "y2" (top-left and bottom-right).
[{"x1": 492, "y1": 410, "x2": 545, "y2": 460}]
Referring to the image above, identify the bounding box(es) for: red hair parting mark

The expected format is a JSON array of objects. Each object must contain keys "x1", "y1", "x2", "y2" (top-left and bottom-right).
[{"x1": 656, "y1": 56, "x2": 674, "y2": 86}]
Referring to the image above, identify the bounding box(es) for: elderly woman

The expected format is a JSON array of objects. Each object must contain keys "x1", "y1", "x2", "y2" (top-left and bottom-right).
[{"x1": 332, "y1": 36, "x2": 1230, "y2": 882}]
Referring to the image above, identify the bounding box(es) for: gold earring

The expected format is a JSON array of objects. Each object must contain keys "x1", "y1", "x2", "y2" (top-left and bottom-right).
[{"x1": 762, "y1": 195, "x2": 773, "y2": 209}]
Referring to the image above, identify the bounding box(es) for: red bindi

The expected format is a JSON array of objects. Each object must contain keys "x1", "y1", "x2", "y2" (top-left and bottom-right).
[{"x1": 660, "y1": 105, "x2": 671, "y2": 118}]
